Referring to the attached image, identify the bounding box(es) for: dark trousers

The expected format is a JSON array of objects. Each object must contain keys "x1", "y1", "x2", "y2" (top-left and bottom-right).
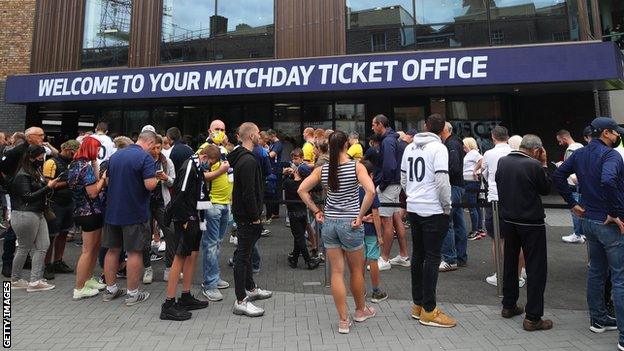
[
  {"x1": 151, "y1": 206, "x2": 175, "y2": 268},
  {"x1": 289, "y1": 213, "x2": 310, "y2": 262},
  {"x1": 409, "y1": 212, "x2": 449, "y2": 312},
  {"x1": 234, "y1": 222, "x2": 262, "y2": 301},
  {"x1": 2, "y1": 226, "x2": 16, "y2": 268},
  {"x1": 501, "y1": 222, "x2": 547, "y2": 322}
]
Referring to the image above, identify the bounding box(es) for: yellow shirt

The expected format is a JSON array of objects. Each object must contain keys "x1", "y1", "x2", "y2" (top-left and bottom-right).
[
  {"x1": 302, "y1": 141, "x2": 315, "y2": 164},
  {"x1": 347, "y1": 143, "x2": 363, "y2": 161},
  {"x1": 197, "y1": 143, "x2": 232, "y2": 204}
]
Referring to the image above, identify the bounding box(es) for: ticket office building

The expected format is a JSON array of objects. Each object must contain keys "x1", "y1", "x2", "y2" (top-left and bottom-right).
[{"x1": 6, "y1": 0, "x2": 622, "y2": 158}]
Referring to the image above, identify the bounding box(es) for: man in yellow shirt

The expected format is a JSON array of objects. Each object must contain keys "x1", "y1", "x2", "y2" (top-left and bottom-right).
[
  {"x1": 302, "y1": 127, "x2": 316, "y2": 165},
  {"x1": 198, "y1": 119, "x2": 233, "y2": 302},
  {"x1": 347, "y1": 132, "x2": 363, "y2": 161}
]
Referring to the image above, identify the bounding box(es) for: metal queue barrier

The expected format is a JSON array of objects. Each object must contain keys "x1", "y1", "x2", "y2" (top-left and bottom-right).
[{"x1": 263, "y1": 197, "x2": 571, "y2": 295}]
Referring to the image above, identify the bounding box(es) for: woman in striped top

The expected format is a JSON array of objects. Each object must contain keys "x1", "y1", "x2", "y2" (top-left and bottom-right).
[{"x1": 298, "y1": 131, "x2": 377, "y2": 334}]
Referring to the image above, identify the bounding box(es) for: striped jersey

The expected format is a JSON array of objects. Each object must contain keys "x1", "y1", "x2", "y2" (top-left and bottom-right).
[{"x1": 321, "y1": 160, "x2": 360, "y2": 219}]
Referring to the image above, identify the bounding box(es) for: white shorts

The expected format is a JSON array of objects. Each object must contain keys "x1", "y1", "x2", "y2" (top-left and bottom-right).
[{"x1": 377, "y1": 184, "x2": 402, "y2": 217}]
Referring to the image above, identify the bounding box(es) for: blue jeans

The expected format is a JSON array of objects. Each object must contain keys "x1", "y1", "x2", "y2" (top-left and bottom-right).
[
  {"x1": 441, "y1": 186, "x2": 468, "y2": 264},
  {"x1": 571, "y1": 192, "x2": 583, "y2": 235},
  {"x1": 583, "y1": 218, "x2": 624, "y2": 344},
  {"x1": 201, "y1": 204, "x2": 230, "y2": 289},
  {"x1": 465, "y1": 181, "x2": 483, "y2": 232}
]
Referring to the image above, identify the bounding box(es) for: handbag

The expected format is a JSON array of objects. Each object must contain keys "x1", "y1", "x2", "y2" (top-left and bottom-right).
[{"x1": 44, "y1": 189, "x2": 56, "y2": 221}]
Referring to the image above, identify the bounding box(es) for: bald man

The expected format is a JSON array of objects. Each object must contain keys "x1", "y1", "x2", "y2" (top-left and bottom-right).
[
  {"x1": 302, "y1": 127, "x2": 315, "y2": 164},
  {"x1": 227, "y1": 122, "x2": 272, "y2": 317}
]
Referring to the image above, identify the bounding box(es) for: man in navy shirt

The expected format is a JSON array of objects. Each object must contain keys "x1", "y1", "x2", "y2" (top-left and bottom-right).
[
  {"x1": 553, "y1": 117, "x2": 624, "y2": 349},
  {"x1": 167, "y1": 127, "x2": 194, "y2": 173},
  {"x1": 266, "y1": 129, "x2": 283, "y2": 220},
  {"x1": 102, "y1": 130, "x2": 158, "y2": 306}
]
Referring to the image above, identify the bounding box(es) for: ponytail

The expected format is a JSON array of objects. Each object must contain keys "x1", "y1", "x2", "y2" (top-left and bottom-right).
[{"x1": 328, "y1": 131, "x2": 347, "y2": 192}]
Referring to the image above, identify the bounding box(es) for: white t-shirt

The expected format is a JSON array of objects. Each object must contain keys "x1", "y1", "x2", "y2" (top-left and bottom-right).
[
  {"x1": 162, "y1": 147, "x2": 172, "y2": 159},
  {"x1": 91, "y1": 133, "x2": 116, "y2": 166},
  {"x1": 401, "y1": 134, "x2": 449, "y2": 216},
  {"x1": 564, "y1": 142, "x2": 583, "y2": 186},
  {"x1": 463, "y1": 149, "x2": 483, "y2": 181},
  {"x1": 482, "y1": 143, "x2": 512, "y2": 202}
]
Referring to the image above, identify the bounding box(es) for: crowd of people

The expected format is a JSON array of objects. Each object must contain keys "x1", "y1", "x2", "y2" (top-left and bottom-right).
[{"x1": 0, "y1": 114, "x2": 622, "y2": 349}]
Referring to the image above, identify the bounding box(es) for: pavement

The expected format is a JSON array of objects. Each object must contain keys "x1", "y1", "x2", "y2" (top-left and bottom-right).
[{"x1": 4, "y1": 207, "x2": 622, "y2": 351}]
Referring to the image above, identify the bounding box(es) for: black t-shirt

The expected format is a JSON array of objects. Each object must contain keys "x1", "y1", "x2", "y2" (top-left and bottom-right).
[
  {"x1": 169, "y1": 142, "x2": 194, "y2": 175},
  {"x1": 283, "y1": 177, "x2": 306, "y2": 215}
]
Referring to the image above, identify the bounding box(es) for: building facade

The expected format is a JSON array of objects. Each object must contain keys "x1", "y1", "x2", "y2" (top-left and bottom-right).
[{"x1": 2, "y1": 0, "x2": 623, "y2": 159}]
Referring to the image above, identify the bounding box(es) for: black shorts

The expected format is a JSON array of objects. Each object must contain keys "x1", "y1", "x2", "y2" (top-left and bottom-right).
[
  {"x1": 48, "y1": 201, "x2": 74, "y2": 236},
  {"x1": 73, "y1": 214, "x2": 103, "y2": 232},
  {"x1": 102, "y1": 222, "x2": 150, "y2": 252},
  {"x1": 171, "y1": 220, "x2": 201, "y2": 257},
  {"x1": 485, "y1": 207, "x2": 506, "y2": 239}
]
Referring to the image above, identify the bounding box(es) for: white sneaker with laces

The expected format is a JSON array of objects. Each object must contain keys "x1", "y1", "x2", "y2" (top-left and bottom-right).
[
  {"x1": 143, "y1": 267, "x2": 153, "y2": 284},
  {"x1": 389, "y1": 255, "x2": 411, "y2": 267},
  {"x1": 202, "y1": 288, "x2": 224, "y2": 301},
  {"x1": 73, "y1": 286, "x2": 99, "y2": 300},
  {"x1": 10, "y1": 279, "x2": 29, "y2": 290},
  {"x1": 233, "y1": 298, "x2": 264, "y2": 317},
  {"x1": 229, "y1": 235, "x2": 238, "y2": 245},
  {"x1": 377, "y1": 257, "x2": 391, "y2": 271},
  {"x1": 562, "y1": 233, "x2": 585, "y2": 244},
  {"x1": 439, "y1": 261, "x2": 458, "y2": 272},
  {"x1": 246, "y1": 287, "x2": 273, "y2": 301},
  {"x1": 158, "y1": 241, "x2": 166, "y2": 252},
  {"x1": 26, "y1": 279, "x2": 55, "y2": 292}
]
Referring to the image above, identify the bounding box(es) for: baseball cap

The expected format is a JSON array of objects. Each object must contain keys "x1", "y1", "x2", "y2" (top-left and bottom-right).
[
  {"x1": 406, "y1": 128, "x2": 417, "y2": 137},
  {"x1": 141, "y1": 125, "x2": 156, "y2": 133},
  {"x1": 590, "y1": 117, "x2": 624, "y2": 135},
  {"x1": 297, "y1": 163, "x2": 313, "y2": 178}
]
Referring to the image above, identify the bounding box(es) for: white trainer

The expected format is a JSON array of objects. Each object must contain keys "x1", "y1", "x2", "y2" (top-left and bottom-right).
[
  {"x1": 439, "y1": 261, "x2": 458, "y2": 272},
  {"x1": 73, "y1": 286, "x2": 99, "y2": 300},
  {"x1": 143, "y1": 267, "x2": 153, "y2": 284},
  {"x1": 377, "y1": 257, "x2": 391, "y2": 271},
  {"x1": 562, "y1": 233, "x2": 585, "y2": 244},
  {"x1": 229, "y1": 235, "x2": 238, "y2": 245},
  {"x1": 486, "y1": 273, "x2": 498, "y2": 286},
  {"x1": 233, "y1": 298, "x2": 264, "y2": 317},
  {"x1": 388, "y1": 255, "x2": 411, "y2": 267},
  {"x1": 246, "y1": 287, "x2": 273, "y2": 301},
  {"x1": 202, "y1": 288, "x2": 224, "y2": 302}
]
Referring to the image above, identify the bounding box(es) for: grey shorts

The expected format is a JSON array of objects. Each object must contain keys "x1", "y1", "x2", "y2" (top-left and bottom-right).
[
  {"x1": 102, "y1": 222, "x2": 150, "y2": 252},
  {"x1": 377, "y1": 184, "x2": 402, "y2": 217}
]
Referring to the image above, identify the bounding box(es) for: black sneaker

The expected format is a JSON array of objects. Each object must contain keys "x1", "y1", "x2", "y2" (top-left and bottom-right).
[
  {"x1": 177, "y1": 293, "x2": 209, "y2": 311},
  {"x1": 43, "y1": 264, "x2": 55, "y2": 280},
  {"x1": 1, "y1": 264, "x2": 11, "y2": 278},
  {"x1": 590, "y1": 316, "x2": 618, "y2": 333},
  {"x1": 160, "y1": 302, "x2": 192, "y2": 321},
  {"x1": 306, "y1": 257, "x2": 320, "y2": 270},
  {"x1": 287, "y1": 255, "x2": 298, "y2": 269},
  {"x1": 607, "y1": 301, "x2": 616, "y2": 320},
  {"x1": 53, "y1": 260, "x2": 74, "y2": 274},
  {"x1": 371, "y1": 290, "x2": 388, "y2": 303}
]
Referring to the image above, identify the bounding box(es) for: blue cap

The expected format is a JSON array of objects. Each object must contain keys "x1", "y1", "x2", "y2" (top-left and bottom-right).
[
  {"x1": 590, "y1": 117, "x2": 624, "y2": 135},
  {"x1": 297, "y1": 163, "x2": 313, "y2": 178}
]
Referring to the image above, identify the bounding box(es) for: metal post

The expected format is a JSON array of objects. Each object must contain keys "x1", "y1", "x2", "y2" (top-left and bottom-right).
[{"x1": 492, "y1": 201, "x2": 503, "y2": 297}]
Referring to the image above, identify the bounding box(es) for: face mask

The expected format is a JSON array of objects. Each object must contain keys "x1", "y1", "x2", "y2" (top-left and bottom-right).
[
  {"x1": 199, "y1": 162, "x2": 211, "y2": 171},
  {"x1": 614, "y1": 135, "x2": 622, "y2": 148}
]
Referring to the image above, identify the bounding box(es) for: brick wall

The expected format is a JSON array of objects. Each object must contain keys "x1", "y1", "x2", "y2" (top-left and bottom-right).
[{"x1": 0, "y1": 0, "x2": 36, "y2": 132}]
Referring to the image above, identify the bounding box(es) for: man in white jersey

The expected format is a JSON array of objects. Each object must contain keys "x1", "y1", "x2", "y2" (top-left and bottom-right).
[
  {"x1": 401, "y1": 113, "x2": 456, "y2": 328},
  {"x1": 481, "y1": 126, "x2": 516, "y2": 287},
  {"x1": 555, "y1": 129, "x2": 585, "y2": 244},
  {"x1": 91, "y1": 122, "x2": 116, "y2": 166}
]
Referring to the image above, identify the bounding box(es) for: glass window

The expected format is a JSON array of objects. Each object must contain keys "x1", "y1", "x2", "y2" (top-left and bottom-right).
[
  {"x1": 273, "y1": 103, "x2": 302, "y2": 145},
  {"x1": 415, "y1": 0, "x2": 490, "y2": 49},
  {"x1": 162, "y1": 0, "x2": 274, "y2": 63},
  {"x1": 335, "y1": 103, "x2": 365, "y2": 139},
  {"x1": 346, "y1": 0, "x2": 415, "y2": 54},
  {"x1": 303, "y1": 103, "x2": 333, "y2": 130},
  {"x1": 124, "y1": 110, "x2": 150, "y2": 138},
  {"x1": 99, "y1": 110, "x2": 123, "y2": 136},
  {"x1": 152, "y1": 107, "x2": 181, "y2": 135},
  {"x1": 394, "y1": 106, "x2": 425, "y2": 132},
  {"x1": 489, "y1": 0, "x2": 573, "y2": 46},
  {"x1": 82, "y1": 0, "x2": 132, "y2": 68}
]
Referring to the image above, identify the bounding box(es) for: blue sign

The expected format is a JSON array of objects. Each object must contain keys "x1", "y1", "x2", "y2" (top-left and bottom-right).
[{"x1": 5, "y1": 42, "x2": 624, "y2": 104}]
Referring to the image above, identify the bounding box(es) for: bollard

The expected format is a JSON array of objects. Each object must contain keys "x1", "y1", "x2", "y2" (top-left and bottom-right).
[{"x1": 492, "y1": 201, "x2": 504, "y2": 297}]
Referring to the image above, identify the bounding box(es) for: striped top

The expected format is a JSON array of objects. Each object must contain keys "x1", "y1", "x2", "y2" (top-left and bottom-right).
[{"x1": 321, "y1": 160, "x2": 360, "y2": 219}]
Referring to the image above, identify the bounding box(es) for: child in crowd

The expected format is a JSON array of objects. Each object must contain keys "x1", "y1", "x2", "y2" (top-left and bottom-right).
[
  {"x1": 360, "y1": 161, "x2": 388, "y2": 303},
  {"x1": 283, "y1": 163, "x2": 320, "y2": 270}
]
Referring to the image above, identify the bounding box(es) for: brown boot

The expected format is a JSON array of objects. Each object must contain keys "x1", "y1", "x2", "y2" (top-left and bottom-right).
[
  {"x1": 523, "y1": 318, "x2": 553, "y2": 331},
  {"x1": 501, "y1": 305, "x2": 524, "y2": 319}
]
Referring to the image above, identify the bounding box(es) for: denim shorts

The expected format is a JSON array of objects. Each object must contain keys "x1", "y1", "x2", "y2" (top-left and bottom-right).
[{"x1": 322, "y1": 217, "x2": 364, "y2": 251}]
